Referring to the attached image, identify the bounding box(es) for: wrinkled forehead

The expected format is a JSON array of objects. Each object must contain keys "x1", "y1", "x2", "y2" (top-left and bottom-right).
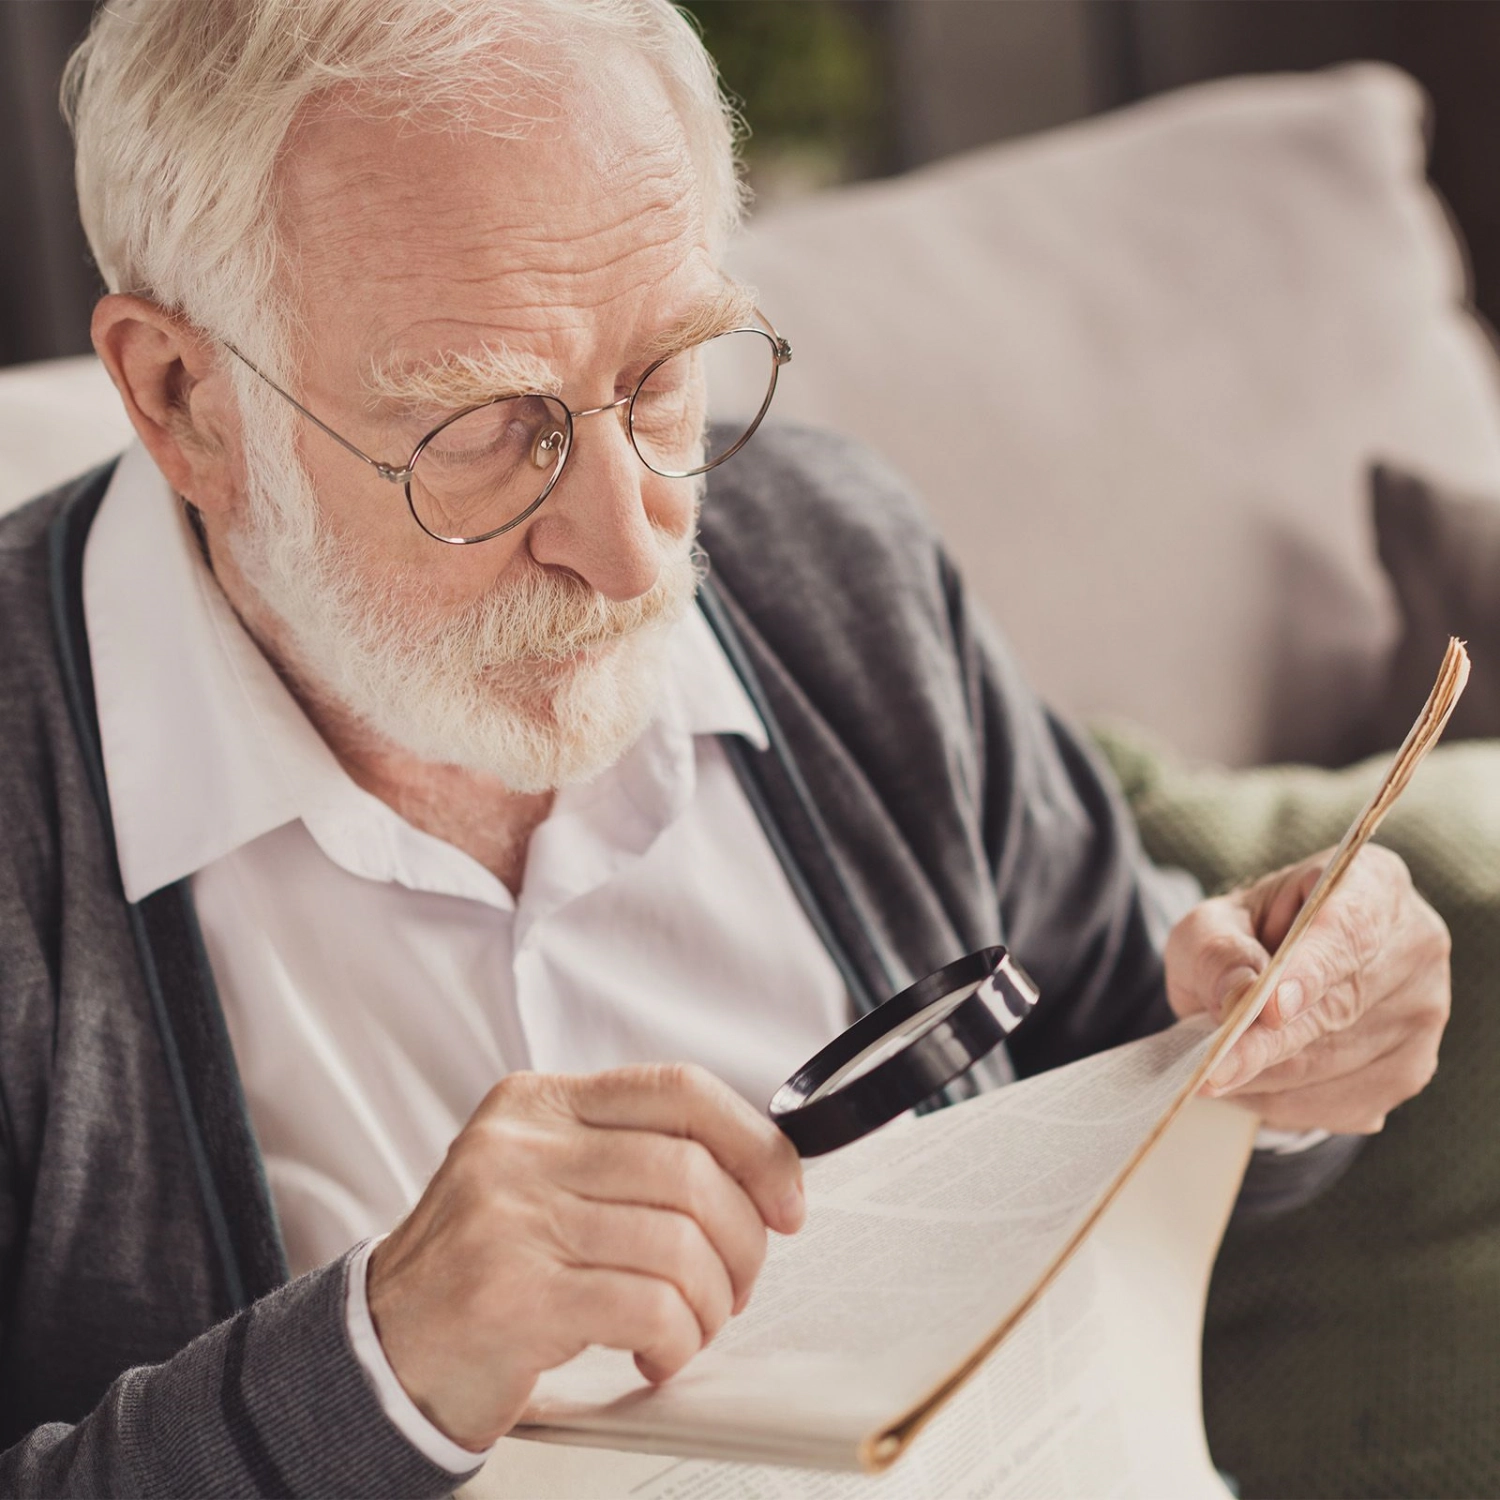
[{"x1": 275, "y1": 48, "x2": 721, "y2": 390}]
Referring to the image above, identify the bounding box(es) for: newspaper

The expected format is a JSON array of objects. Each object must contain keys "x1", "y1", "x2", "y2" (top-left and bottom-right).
[{"x1": 465, "y1": 1095, "x2": 1254, "y2": 1499}]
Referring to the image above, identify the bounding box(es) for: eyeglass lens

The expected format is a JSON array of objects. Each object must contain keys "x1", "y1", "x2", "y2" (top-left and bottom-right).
[{"x1": 406, "y1": 327, "x2": 779, "y2": 544}]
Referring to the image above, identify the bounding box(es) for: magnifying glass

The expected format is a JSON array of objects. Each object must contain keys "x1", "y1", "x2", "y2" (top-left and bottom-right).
[{"x1": 769, "y1": 947, "x2": 1040, "y2": 1157}]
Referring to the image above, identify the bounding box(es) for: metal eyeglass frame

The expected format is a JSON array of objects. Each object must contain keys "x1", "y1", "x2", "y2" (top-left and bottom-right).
[{"x1": 221, "y1": 312, "x2": 792, "y2": 546}]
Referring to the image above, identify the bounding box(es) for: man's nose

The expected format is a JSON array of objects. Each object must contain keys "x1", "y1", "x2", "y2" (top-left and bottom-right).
[{"x1": 522, "y1": 404, "x2": 676, "y2": 600}]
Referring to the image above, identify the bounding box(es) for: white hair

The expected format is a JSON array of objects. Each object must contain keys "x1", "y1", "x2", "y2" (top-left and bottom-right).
[{"x1": 63, "y1": 0, "x2": 745, "y2": 373}]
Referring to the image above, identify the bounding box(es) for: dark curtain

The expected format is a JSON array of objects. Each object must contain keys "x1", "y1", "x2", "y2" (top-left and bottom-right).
[{"x1": 0, "y1": 1, "x2": 98, "y2": 368}]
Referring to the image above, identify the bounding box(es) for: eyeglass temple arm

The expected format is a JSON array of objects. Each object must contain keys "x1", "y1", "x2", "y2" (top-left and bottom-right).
[
  {"x1": 752, "y1": 308, "x2": 792, "y2": 365},
  {"x1": 221, "y1": 342, "x2": 413, "y2": 484}
]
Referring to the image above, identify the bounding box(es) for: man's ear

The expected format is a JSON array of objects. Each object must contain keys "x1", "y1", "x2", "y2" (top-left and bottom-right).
[{"x1": 91, "y1": 295, "x2": 243, "y2": 518}]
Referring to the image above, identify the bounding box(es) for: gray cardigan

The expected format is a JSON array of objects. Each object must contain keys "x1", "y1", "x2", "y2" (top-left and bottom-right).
[{"x1": 0, "y1": 427, "x2": 1353, "y2": 1496}]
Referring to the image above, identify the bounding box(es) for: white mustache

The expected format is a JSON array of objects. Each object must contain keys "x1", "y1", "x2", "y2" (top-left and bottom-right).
[{"x1": 400, "y1": 538, "x2": 705, "y2": 671}]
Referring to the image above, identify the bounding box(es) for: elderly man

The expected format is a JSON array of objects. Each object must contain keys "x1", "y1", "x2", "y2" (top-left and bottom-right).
[{"x1": 0, "y1": 0, "x2": 1449, "y2": 1494}]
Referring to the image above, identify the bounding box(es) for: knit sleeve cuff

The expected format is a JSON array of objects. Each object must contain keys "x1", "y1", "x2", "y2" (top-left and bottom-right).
[
  {"x1": 1233, "y1": 1130, "x2": 1366, "y2": 1221},
  {"x1": 344, "y1": 1237, "x2": 496, "y2": 1476}
]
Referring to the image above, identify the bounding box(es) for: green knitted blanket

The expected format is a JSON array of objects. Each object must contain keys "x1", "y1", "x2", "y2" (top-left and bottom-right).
[{"x1": 1093, "y1": 729, "x2": 1500, "y2": 1500}]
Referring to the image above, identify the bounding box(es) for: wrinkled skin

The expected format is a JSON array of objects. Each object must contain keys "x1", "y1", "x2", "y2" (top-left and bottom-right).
[{"x1": 1167, "y1": 844, "x2": 1450, "y2": 1134}]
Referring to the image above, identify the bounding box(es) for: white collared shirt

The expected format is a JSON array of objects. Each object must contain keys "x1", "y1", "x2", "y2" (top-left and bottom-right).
[{"x1": 83, "y1": 443, "x2": 852, "y2": 1469}]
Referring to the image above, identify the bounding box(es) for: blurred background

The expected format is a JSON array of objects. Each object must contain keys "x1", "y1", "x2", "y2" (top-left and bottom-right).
[{"x1": 8, "y1": 0, "x2": 1500, "y2": 366}]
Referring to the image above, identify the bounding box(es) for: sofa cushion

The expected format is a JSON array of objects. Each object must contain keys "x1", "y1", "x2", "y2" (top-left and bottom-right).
[
  {"x1": 1372, "y1": 460, "x2": 1500, "y2": 747},
  {"x1": 731, "y1": 65, "x2": 1500, "y2": 766},
  {"x1": 1094, "y1": 722, "x2": 1500, "y2": 1498}
]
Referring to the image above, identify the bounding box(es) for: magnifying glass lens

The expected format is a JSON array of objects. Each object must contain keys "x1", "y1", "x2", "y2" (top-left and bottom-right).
[
  {"x1": 770, "y1": 948, "x2": 1039, "y2": 1156},
  {"x1": 804, "y1": 982, "x2": 983, "y2": 1103}
]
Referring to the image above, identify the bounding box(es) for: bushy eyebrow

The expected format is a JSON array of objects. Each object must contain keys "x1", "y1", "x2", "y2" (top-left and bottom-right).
[
  {"x1": 362, "y1": 282, "x2": 760, "y2": 417},
  {"x1": 641, "y1": 281, "x2": 760, "y2": 360},
  {"x1": 362, "y1": 342, "x2": 562, "y2": 413}
]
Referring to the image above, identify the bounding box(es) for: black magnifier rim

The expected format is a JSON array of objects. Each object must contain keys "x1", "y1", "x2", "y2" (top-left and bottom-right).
[{"x1": 769, "y1": 946, "x2": 1033, "y2": 1157}]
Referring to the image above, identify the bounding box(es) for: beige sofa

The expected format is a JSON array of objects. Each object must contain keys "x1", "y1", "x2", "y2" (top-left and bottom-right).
[{"x1": 4, "y1": 62, "x2": 1498, "y2": 772}]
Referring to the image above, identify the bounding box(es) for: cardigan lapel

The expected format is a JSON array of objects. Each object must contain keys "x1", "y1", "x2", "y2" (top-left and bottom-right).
[{"x1": 48, "y1": 466, "x2": 288, "y2": 1313}]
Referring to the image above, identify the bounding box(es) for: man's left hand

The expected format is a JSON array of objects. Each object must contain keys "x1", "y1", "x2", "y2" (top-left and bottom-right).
[{"x1": 1163, "y1": 845, "x2": 1451, "y2": 1133}]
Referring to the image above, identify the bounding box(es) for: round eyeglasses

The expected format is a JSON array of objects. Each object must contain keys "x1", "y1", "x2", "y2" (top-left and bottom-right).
[{"x1": 224, "y1": 315, "x2": 792, "y2": 545}]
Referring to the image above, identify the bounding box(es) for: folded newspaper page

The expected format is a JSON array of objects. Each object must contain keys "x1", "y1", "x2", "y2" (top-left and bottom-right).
[
  {"x1": 465, "y1": 1096, "x2": 1255, "y2": 1500},
  {"x1": 496, "y1": 639, "x2": 1469, "y2": 1480}
]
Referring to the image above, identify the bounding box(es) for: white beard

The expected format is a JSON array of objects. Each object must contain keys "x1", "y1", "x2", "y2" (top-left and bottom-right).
[{"x1": 225, "y1": 382, "x2": 703, "y2": 794}]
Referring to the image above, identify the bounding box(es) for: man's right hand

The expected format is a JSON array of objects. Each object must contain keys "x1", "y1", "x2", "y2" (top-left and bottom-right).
[{"x1": 365, "y1": 1063, "x2": 806, "y2": 1452}]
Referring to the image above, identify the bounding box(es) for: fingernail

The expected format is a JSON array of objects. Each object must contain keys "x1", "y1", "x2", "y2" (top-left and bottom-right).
[
  {"x1": 1214, "y1": 966, "x2": 1259, "y2": 1019},
  {"x1": 1276, "y1": 979, "x2": 1306, "y2": 1024},
  {"x1": 778, "y1": 1184, "x2": 805, "y2": 1231},
  {"x1": 1207, "y1": 1060, "x2": 1239, "y2": 1093}
]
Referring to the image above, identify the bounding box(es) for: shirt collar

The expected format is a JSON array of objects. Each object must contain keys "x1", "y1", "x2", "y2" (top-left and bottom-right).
[
  {"x1": 667, "y1": 591, "x2": 769, "y2": 750},
  {"x1": 82, "y1": 441, "x2": 769, "y2": 904}
]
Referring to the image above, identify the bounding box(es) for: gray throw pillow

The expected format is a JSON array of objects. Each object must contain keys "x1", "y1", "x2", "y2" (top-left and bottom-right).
[{"x1": 1372, "y1": 460, "x2": 1500, "y2": 746}]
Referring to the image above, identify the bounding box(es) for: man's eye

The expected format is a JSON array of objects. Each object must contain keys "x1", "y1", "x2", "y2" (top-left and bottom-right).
[
  {"x1": 635, "y1": 347, "x2": 703, "y2": 402},
  {"x1": 425, "y1": 406, "x2": 539, "y2": 466},
  {"x1": 635, "y1": 382, "x2": 687, "y2": 405}
]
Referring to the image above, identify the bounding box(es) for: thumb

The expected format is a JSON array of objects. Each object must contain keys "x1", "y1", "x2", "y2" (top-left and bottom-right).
[{"x1": 1164, "y1": 894, "x2": 1272, "y2": 1023}]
